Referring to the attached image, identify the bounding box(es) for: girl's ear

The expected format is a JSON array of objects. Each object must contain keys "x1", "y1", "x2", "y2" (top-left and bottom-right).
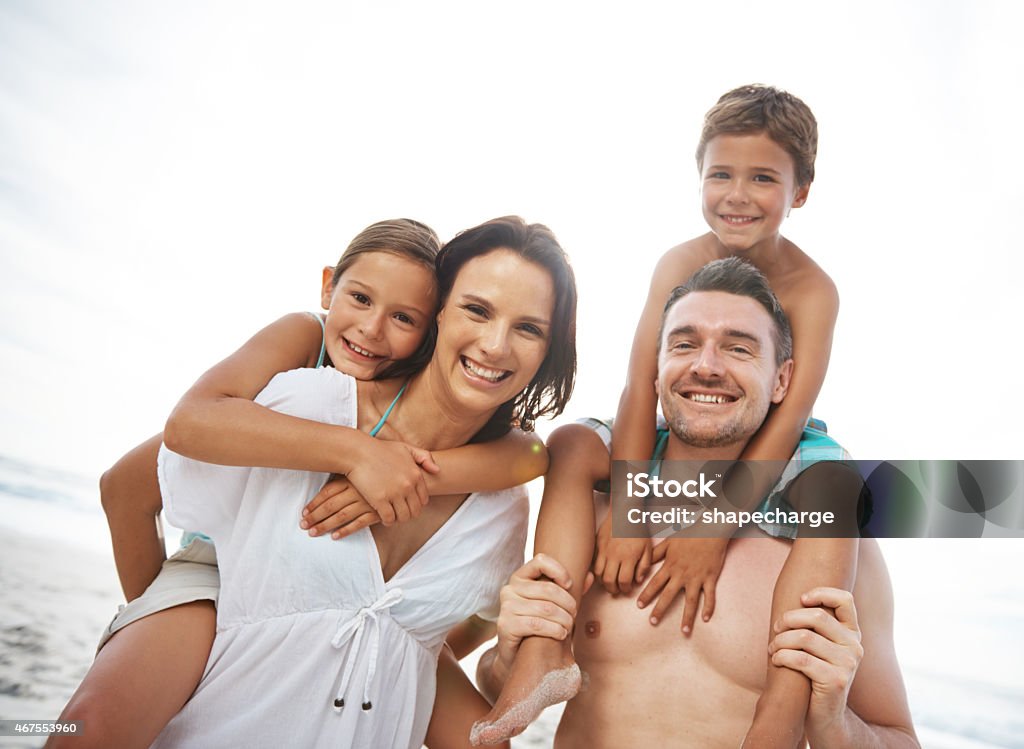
[{"x1": 321, "y1": 267, "x2": 335, "y2": 310}]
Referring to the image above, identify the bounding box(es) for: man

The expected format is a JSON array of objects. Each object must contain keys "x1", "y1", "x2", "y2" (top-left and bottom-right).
[{"x1": 476, "y1": 258, "x2": 919, "y2": 748}]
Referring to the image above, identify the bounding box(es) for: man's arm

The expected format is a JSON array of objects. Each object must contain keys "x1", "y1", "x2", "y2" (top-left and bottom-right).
[{"x1": 770, "y1": 540, "x2": 919, "y2": 749}]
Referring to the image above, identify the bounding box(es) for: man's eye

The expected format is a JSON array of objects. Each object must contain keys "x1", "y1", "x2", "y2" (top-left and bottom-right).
[
  {"x1": 730, "y1": 346, "x2": 752, "y2": 355},
  {"x1": 673, "y1": 342, "x2": 695, "y2": 351}
]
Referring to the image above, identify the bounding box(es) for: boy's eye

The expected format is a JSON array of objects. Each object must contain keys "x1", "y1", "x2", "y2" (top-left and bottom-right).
[
  {"x1": 753, "y1": 174, "x2": 776, "y2": 183},
  {"x1": 708, "y1": 171, "x2": 729, "y2": 180}
]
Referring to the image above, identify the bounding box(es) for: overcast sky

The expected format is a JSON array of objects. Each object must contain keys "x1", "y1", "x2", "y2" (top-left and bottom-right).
[{"x1": 2, "y1": 0, "x2": 1022, "y2": 476}]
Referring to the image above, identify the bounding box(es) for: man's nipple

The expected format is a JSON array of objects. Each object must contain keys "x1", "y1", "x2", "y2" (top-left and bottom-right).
[{"x1": 583, "y1": 620, "x2": 601, "y2": 639}]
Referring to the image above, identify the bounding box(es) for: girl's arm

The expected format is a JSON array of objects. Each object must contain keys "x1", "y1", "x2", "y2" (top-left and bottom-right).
[
  {"x1": 600, "y1": 247, "x2": 710, "y2": 592},
  {"x1": 164, "y1": 312, "x2": 435, "y2": 525},
  {"x1": 101, "y1": 434, "x2": 167, "y2": 600},
  {"x1": 426, "y1": 430, "x2": 547, "y2": 494}
]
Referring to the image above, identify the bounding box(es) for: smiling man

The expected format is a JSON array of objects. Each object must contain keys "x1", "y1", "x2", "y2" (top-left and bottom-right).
[{"x1": 477, "y1": 258, "x2": 918, "y2": 748}]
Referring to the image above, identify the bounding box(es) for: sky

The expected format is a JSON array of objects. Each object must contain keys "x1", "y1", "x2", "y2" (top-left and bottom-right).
[{"x1": 1, "y1": 1, "x2": 1022, "y2": 471}]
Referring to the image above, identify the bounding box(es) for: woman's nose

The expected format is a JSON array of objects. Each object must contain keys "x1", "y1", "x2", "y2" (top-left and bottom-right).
[{"x1": 480, "y1": 323, "x2": 512, "y2": 359}]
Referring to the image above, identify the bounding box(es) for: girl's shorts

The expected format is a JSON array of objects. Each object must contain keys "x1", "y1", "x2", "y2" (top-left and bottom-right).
[{"x1": 97, "y1": 536, "x2": 220, "y2": 652}]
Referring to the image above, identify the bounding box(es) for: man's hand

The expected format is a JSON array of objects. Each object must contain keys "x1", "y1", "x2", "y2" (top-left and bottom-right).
[
  {"x1": 593, "y1": 513, "x2": 652, "y2": 595},
  {"x1": 301, "y1": 475, "x2": 381, "y2": 539},
  {"x1": 769, "y1": 587, "x2": 864, "y2": 741},
  {"x1": 345, "y1": 438, "x2": 439, "y2": 525},
  {"x1": 494, "y1": 554, "x2": 577, "y2": 672},
  {"x1": 635, "y1": 536, "x2": 728, "y2": 633}
]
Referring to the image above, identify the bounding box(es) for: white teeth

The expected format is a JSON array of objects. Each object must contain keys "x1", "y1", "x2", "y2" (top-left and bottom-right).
[
  {"x1": 688, "y1": 393, "x2": 729, "y2": 404},
  {"x1": 723, "y1": 215, "x2": 756, "y2": 224},
  {"x1": 463, "y1": 358, "x2": 508, "y2": 382},
  {"x1": 348, "y1": 341, "x2": 379, "y2": 358}
]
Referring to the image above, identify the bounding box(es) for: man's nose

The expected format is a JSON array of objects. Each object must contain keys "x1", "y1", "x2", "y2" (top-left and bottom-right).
[{"x1": 692, "y1": 343, "x2": 724, "y2": 377}]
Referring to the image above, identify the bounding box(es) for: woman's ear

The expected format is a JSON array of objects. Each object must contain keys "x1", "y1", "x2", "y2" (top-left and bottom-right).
[{"x1": 321, "y1": 266, "x2": 335, "y2": 310}]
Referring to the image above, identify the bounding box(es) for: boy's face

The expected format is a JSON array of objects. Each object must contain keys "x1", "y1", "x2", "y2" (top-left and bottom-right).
[{"x1": 700, "y1": 132, "x2": 809, "y2": 253}]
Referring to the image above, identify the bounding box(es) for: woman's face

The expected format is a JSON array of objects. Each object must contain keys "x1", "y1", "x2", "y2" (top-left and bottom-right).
[{"x1": 434, "y1": 248, "x2": 555, "y2": 414}]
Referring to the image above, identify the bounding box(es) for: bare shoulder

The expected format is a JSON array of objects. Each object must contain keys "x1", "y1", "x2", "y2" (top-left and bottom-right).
[{"x1": 655, "y1": 234, "x2": 723, "y2": 282}]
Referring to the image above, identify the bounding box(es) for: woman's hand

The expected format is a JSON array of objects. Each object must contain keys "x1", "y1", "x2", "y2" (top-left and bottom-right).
[
  {"x1": 301, "y1": 475, "x2": 380, "y2": 539},
  {"x1": 345, "y1": 437, "x2": 440, "y2": 526}
]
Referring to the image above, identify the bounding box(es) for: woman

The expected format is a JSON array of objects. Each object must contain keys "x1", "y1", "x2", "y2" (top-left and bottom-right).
[{"x1": 58, "y1": 216, "x2": 577, "y2": 749}]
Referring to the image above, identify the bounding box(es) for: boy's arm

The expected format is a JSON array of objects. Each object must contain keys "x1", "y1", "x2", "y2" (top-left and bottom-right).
[
  {"x1": 742, "y1": 276, "x2": 838, "y2": 462},
  {"x1": 165, "y1": 312, "x2": 435, "y2": 525},
  {"x1": 601, "y1": 246, "x2": 712, "y2": 592},
  {"x1": 425, "y1": 430, "x2": 548, "y2": 495},
  {"x1": 100, "y1": 434, "x2": 167, "y2": 601}
]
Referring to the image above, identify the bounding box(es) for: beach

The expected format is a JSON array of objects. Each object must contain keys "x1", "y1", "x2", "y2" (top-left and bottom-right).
[{"x1": 1, "y1": 456, "x2": 1022, "y2": 748}]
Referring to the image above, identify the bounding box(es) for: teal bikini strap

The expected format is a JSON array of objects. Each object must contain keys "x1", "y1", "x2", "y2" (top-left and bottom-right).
[
  {"x1": 307, "y1": 312, "x2": 326, "y2": 368},
  {"x1": 369, "y1": 381, "x2": 408, "y2": 437}
]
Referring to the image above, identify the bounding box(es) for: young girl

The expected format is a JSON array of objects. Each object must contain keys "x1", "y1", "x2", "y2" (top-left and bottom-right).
[
  {"x1": 52, "y1": 218, "x2": 550, "y2": 749},
  {"x1": 472, "y1": 86, "x2": 859, "y2": 748}
]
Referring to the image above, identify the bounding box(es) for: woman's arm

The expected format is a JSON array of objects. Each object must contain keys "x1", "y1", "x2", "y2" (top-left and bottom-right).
[{"x1": 100, "y1": 435, "x2": 166, "y2": 601}]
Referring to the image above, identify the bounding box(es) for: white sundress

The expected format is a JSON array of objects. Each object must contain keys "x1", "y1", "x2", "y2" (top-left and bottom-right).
[{"x1": 152, "y1": 367, "x2": 528, "y2": 749}]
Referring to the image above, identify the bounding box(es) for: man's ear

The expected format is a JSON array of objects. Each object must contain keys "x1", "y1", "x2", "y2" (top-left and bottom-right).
[
  {"x1": 321, "y1": 267, "x2": 335, "y2": 310},
  {"x1": 772, "y1": 359, "x2": 794, "y2": 403}
]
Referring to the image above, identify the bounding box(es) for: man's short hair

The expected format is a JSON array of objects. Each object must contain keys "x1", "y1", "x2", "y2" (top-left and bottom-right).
[
  {"x1": 695, "y1": 84, "x2": 818, "y2": 187},
  {"x1": 660, "y1": 257, "x2": 793, "y2": 365}
]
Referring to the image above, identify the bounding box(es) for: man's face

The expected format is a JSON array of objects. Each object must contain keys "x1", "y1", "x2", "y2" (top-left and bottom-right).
[{"x1": 657, "y1": 290, "x2": 792, "y2": 449}]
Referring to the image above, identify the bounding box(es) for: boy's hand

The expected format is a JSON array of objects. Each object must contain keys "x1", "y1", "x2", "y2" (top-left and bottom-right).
[
  {"x1": 636, "y1": 537, "x2": 729, "y2": 634},
  {"x1": 593, "y1": 514, "x2": 652, "y2": 595},
  {"x1": 301, "y1": 475, "x2": 381, "y2": 539},
  {"x1": 345, "y1": 438, "x2": 439, "y2": 525}
]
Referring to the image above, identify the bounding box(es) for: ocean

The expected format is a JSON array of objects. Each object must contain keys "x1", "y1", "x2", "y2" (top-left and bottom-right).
[{"x1": 0, "y1": 454, "x2": 1021, "y2": 748}]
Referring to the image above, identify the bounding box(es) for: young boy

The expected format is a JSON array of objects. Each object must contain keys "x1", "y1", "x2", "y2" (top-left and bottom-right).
[{"x1": 472, "y1": 85, "x2": 856, "y2": 748}]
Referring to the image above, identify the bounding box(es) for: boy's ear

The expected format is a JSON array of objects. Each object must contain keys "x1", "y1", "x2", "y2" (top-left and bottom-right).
[{"x1": 320, "y1": 266, "x2": 335, "y2": 310}]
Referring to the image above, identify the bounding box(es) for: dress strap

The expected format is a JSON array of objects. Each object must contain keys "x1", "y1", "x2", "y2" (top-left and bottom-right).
[
  {"x1": 368, "y1": 381, "x2": 408, "y2": 437},
  {"x1": 306, "y1": 312, "x2": 327, "y2": 368}
]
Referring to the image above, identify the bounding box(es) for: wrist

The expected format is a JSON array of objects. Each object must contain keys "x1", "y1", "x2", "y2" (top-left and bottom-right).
[{"x1": 337, "y1": 428, "x2": 373, "y2": 475}]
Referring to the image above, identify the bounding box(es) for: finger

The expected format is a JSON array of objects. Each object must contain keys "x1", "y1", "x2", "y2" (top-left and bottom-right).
[
  {"x1": 680, "y1": 583, "x2": 701, "y2": 634},
  {"x1": 769, "y1": 629, "x2": 851, "y2": 667},
  {"x1": 617, "y1": 559, "x2": 637, "y2": 594},
  {"x1": 602, "y1": 560, "x2": 621, "y2": 595},
  {"x1": 411, "y1": 447, "x2": 440, "y2": 475},
  {"x1": 304, "y1": 490, "x2": 350, "y2": 527},
  {"x1": 309, "y1": 502, "x2": 367, "y2": 536},
  {"x1": 770, "y1": 648, "x2": 838, "y2": 686},
  {"x1": 506, "y1": 597, "x2": 575, "y2": 634},
  {"x1": 303, "y1": 481, "x2": 346, "y2": 518},
  {"x1": 592, "y1": 550, "x2": 607, "y2": 581},
  {"x1": 414, "y1": 475, "x2": 430, "y2": 510},
  {"x1": 330, "y1": 512, "x2": 379, "y2": 540},
  {"x1": 651, "y1": 541, "x2": 667, "y2": 563},
  {"x1": 650, "y1": 579, "x2": 683, "y2": 625},
  {"x1": 498, "y1": 611, "x2": 569, "y2": 642},
  {"x1": 516, "y1": 554, "x2": 573, "y2": 590},
  {"x1": 377, "y1": 502, "x2": 397, "y2": 526},
  {"x1": 636, "y1": 568, "x2": 668, "y2": 611},
  {"x1": 801, "y1": 587, "x2": 858, "y2": 629},
  {"x1": 404, "y1": 494, "x2": 421, "y2": 521},
  {"x1": 505, "y1": 578, "x2": 577, "y2": 618},
  {"x1": 582, "y1": 571, "x2": 595, "y2": 596},
  {"x1": 775, "y1": 607, "x2": 856, "y2": 647},
  {"x1": 635, "y1": 544, "x2": 652, "y2": 584},
  {"x1": 391, "y1": 497, "x2": 412, "y2": 524},
  {"x1": 700, "y1": 576, "x2": 718, "y2": 622}
]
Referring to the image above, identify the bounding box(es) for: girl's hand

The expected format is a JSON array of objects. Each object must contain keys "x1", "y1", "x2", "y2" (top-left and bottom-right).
[
  {"x1": 592, "y1": 513, "x2": 652, "y2": 595},
  {"x1": 345, "y1": 437, "x2": 439, "y2": 525},
  {"x1": 301, "y1": 475, "x2": 380, "y2": 539},
  {"x1": 636, "y1": 536, "x2": 728, "y2": 634}
]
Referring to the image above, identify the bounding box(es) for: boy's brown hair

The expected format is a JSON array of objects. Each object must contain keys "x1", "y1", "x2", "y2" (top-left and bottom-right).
[{"x1": 695, "y1": 84, "x2": 818, "y2": 187}]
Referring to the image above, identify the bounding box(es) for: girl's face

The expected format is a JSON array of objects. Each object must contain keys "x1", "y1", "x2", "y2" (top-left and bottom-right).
[
  {"x1": 434, "y1": 249, "x2": 554, "y2": 415},
  {"x1": 320, "y1": 252, "x2": 437, "y2": 380}
]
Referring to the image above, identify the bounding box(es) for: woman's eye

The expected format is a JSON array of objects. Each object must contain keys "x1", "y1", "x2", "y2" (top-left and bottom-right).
[
  {"x1": 464, "y1": 304, "x2": 487, "y2": 317},
  {"x1": 518, "y1": 323, "x2": 543, "y2": 337}
]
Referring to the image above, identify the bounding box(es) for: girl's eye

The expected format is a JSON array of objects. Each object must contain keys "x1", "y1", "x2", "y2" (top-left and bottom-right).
[
  {"x1": 394, "y1": 312, "x2": 414, "y2": 325},
  {"x1": 352, "y1": 293, "x2": 370, "y2": 305}
]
